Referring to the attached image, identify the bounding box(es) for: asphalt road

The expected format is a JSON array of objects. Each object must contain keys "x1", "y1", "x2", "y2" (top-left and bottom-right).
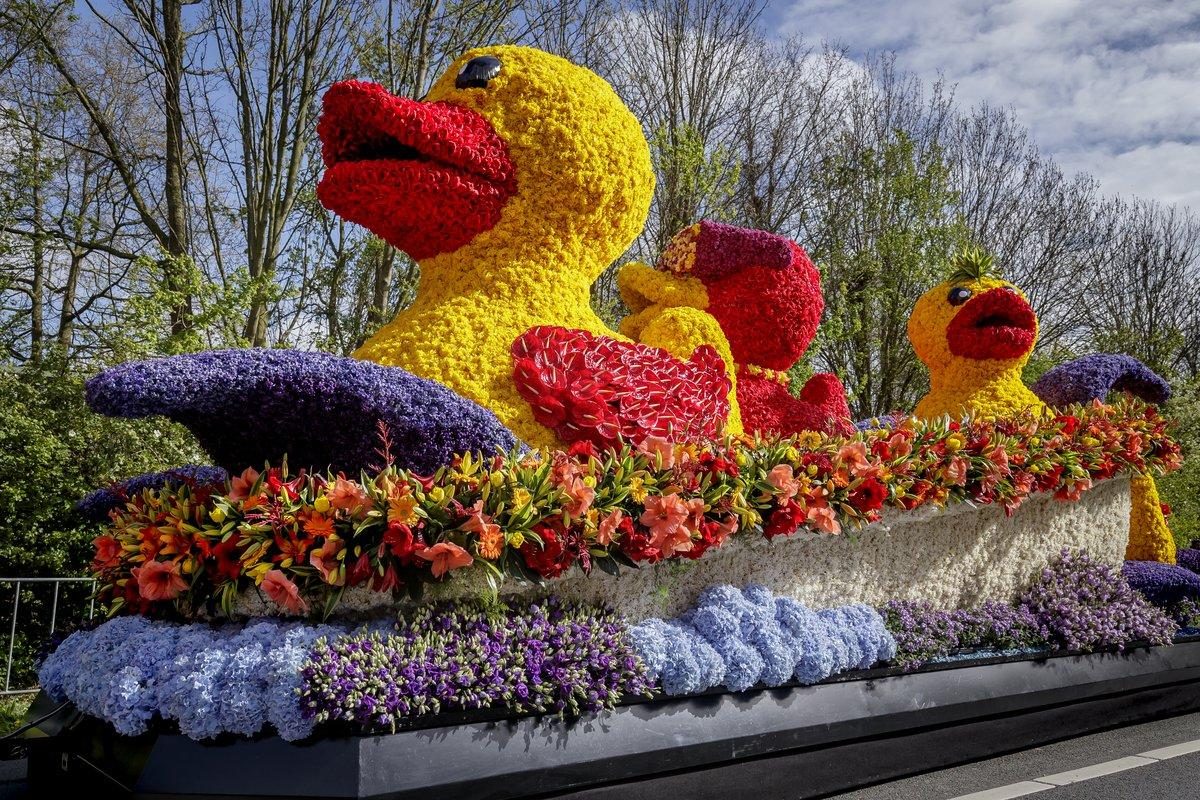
[
  {"x1": 3, "y1": 713, "x2": 1200, "y2": 798},
  {"x1": 826, "y1": 711, "x2": 1200, "y2": 800}
]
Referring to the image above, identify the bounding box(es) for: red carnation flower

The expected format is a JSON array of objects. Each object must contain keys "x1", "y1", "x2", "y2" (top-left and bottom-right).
[
  {"x1": 849, "y1": 477, "x2": 887, "y2": 512},
  {"x1": 764, "y1": 498, "x2": 806, "y2": 539},
  {"x1": 520, "y1": 523, "x2": 576, "y2": 579}
]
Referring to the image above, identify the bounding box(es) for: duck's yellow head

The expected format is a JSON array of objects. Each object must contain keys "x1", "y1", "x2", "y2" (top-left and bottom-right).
[
  {"x1": 316, "y1": 45, "x2": 654, "y2": 280},
  {"x1": 908, "y1": 251, "x2": 1039, "y2": 377}
]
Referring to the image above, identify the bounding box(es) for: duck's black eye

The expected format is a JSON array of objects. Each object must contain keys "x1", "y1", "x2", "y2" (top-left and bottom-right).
[
  {"x1": 948, "y1": 286, "x2": 973, "y2": 306},
  {"x1": 456, "y1": 56, "x2": 502, "y2": 89}
]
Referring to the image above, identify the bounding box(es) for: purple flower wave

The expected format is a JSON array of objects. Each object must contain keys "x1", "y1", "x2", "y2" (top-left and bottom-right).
[
  {"x1": 77, "y1": 465, "x2": 229, "y2": 522},
  {"x1": 1032, "y1": 353, "x2": 1171, "y2": 408},
  {"x1": 86, "y1": 349, "x2": 518, "y2": 475}
]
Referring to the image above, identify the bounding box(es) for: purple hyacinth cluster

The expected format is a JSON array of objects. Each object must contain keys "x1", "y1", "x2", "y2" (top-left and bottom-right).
[
  {"x1": 86, "y1": 348, "x2": 517, "y2": 475},
  {"x1": 38, "y1": 616, "x2": 342, "y2": 740},
  {"x1": 1177, "y1": 548, "x2": 1200, "y2": 576},
  {"x1": 1122, "y1": 561, "x2": 1200, "y2": 607},
  {"x1": 881, "y1": 599, "x2": 1043, "y2": 670},
  {"x1": 76, "y1": 465, "x2": 229, "y2": 522},
  {"x1": 298, "y1": 599, "x2": 653, "y2": 733},
  {"x1": 1020, "y1": 550, "x2": 1177, "y2": 651},
  {"x1": 1031, "y1": 353, "x2": 1171, "y2": 407},
  {"x1": 1122, "y1": 560, "x2": 1200, "y2": 625},
  {"x1": 629, "y1": 584, "x2": 896, "y2": 694}
]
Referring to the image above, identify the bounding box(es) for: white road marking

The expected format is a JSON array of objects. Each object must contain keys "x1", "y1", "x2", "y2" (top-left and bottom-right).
[
  {"x1": 950, "y1": 780, "x2": 1056, "y2": 799},
  {"x1": 947, "y1": 737, "x2": 1200, "y2": 799},
  {"x1": 1035, "y1": 755, "x2": 1159, "y2": 786},
  {"x1": 1139, "y1": 739, "x2": 1200, "y2": 760}
]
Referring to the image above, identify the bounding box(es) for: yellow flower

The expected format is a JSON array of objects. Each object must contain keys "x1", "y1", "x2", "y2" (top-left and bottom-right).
[
  {"x1": 388, "y1": 493, "x2": 420, "y2": 525},
  {"x1": 629, "y1": 476, "x2": 648, "y2": 503},
  {"x1": 209, "y1": 506, "x2": 226, "y2": 524},
  {"x1": 945, "y1": 434, "x2": 964, "y2": 452},
  {"x1": 313, "y1": 495, "x2": 331, "y2": 514},
  {"x1": 511, "y1": 487, "x2": 532, "y2": 509},
  {"x1": 798, "y1": 430, "x2": 824, "y2": 449},
  {"x1": 508, "y1": 531, "x2": 525, "y2": 549},
  {"x1": 908, "y1": 273, "x2": 1044, "y2": 420}
]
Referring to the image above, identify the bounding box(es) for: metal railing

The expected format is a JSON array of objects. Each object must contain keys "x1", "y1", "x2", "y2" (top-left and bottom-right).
[{"x1": 0, "y1": 577, "x2": 96, "y2": 695}]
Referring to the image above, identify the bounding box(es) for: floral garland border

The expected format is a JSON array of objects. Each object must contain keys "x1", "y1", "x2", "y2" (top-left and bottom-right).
[{"x1": 91, "y1": 400, "x2": 1181, "y2": 619}]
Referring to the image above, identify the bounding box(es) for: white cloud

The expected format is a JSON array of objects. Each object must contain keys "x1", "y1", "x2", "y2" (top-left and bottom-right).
[{"x1": 773, "y1": 0, "x2": 1200, "y2": 209}]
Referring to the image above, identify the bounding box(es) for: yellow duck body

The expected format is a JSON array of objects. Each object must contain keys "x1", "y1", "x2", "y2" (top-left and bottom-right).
[{"x1": 345, "y1": 46, "x2": 655, "y2": 448}]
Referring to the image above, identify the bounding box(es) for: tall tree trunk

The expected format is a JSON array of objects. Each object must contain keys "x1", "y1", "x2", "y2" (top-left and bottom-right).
[{"x1": 161, "y1": 0, "x2": 192, "y2": 336}]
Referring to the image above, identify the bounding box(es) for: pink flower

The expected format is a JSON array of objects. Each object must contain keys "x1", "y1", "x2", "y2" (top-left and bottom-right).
[
  {"x1": 562, "y1": 476, "x2": 595, "y2": 518},
  {"x1": 886, "y1": 432, "x2": 912, "y2": 460},
  {"x1": 945, "y1": 456, "x2": 969, "y2": 486},
  {"x1": 836, "y1": 442, "x2": 872, "y2": 477},
  {"x1": 806, "y1": 505, "x2": 841, "y2": 535},
  {"x1": 309, "y1": 538, "x2": 345, "y2": 586},
  {"x1": 638, "y1": 436, "x2": 676, "y2": 469},
  {"x1": 766, "y1": 464, "x2": 801, "y2": 500},
  {"x1": 92, "y1": 536, "x2": 122, "y2": 570},
  {"x1": 131, "y1": 560, "x2": 187, "y2": 601},
  {"x1": 328, "y1": 477, "x2": 369, "y2": 512},
  {"x1": 227, "y1": 466, "x2": 260, "y2": 502},
  {"x1": 261, "y1": 570, "x2": 308, "y2": 614},
  {"x1": 416, "y1": 541, "x2": 474, "y2": 578},
  {"x1": 597, "y1": 509, "x2": 625, "y2": 546},
  {"x1": 640, "y1": 493, "x2": 693, "y2": 554}
]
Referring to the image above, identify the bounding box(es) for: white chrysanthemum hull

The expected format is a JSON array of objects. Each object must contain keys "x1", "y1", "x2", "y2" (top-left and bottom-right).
[{"x1": 227, "y1": 476, "x2": 1132, "y2": 620}]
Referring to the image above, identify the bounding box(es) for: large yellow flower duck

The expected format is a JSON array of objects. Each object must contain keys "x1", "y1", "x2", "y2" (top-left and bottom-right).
[
  {"x1": 909, "y1": 247, "x2": 1177, "y2": 563},
  {"x1": 317, "y1": 46, "x2": 732, "y2": 449}
]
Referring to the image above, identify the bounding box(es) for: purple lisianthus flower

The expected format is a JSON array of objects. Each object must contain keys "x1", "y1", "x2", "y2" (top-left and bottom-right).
[
  {"x1": 77, "y1": 465, "x2": 228, "y2": 522},
  {"x1": 86, "y1": 349, "x2": 518, "y2": 474},
  {"x1": 1032, "y1": 353, "x2": 1171, "y2": 407}
]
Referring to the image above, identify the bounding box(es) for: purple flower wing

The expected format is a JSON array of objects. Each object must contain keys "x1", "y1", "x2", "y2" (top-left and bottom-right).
[
  {"x1": 86, "y1": 349, "x2": 518, "y2": 474},
  {"x1": 1032, "y1": 353, "x2": 1171, "y2": 407}
]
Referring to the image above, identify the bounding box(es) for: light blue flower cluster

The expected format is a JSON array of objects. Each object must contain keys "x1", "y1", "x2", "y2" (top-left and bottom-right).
[
  {"x1": 630, "y1": 585, "x2": 896, "y2": 694},
  {"x1": 38, "y1": 616, "x2": 344, "y2": 741}
]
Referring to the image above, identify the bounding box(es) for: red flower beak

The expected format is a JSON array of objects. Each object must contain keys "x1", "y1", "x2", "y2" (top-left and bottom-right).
[
  {"x1": 946, "y1": 287, "x2": 1038, "y2": 360},
  {"x1": 316, "y1": 80, "x2": 518, "y2": 261}
]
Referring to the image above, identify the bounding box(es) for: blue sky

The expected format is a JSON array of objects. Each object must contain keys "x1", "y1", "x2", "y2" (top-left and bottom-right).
[{"x1": 769, "y1": 0, "x2": 1200, "y2": 209}]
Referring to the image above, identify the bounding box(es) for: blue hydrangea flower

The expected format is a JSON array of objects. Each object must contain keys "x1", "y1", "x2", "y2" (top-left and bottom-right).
[{"x1": 631, "y1": 585, "x2": 896, "y2": 695}]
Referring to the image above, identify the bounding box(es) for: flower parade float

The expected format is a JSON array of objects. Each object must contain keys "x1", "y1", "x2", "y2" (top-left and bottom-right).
[{"x1": 18, "y1": 47, "x2": 1200, "y2": 800}]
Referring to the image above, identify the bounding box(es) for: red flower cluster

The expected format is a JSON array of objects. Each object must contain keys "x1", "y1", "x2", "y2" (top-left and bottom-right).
[
  {"x1": 315, "y1": 80, "x2": 518, "y2": 260},
  {"x1": 653, "y1": 221, "x2": 853, "y2": 437},
  {"x1": 511, "y1": 325, "x2": 731, "y2": 448}
]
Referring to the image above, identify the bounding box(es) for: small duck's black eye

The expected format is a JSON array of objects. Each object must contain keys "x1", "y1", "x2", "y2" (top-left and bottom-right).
[
  {"x1": 456, "y1": 56, "x2": 502, "y2": 89},
  {"x1": 948, "y1": 286, "x2": 973, "y2": 306}
]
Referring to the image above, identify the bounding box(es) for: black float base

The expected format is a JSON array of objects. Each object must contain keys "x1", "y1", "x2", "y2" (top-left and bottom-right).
[{"x1": 22, "y1": 641, "x2": 1200, "y2": 799}]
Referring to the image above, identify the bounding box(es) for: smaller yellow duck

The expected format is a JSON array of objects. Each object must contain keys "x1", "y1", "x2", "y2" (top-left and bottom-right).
[
  {"x1": 908, "y1": 248, "x2": 1043, "y2": 420},
  {"x1": 909, "y1": 247, "x2": 1175, "y2": 564}
]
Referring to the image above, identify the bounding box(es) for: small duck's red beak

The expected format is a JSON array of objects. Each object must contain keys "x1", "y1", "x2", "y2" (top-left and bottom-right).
[
  {"x1": 946, "y1": 287, "x2": 1037, "y2": 360},
  {"x1": 316, "y1": 80, "x2": 518, "y2": 261}
]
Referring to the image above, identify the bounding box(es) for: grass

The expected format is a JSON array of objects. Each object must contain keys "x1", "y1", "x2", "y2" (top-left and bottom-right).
[{"x1": 0, "y1": 695, "x2": 33, "y2": 735}]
